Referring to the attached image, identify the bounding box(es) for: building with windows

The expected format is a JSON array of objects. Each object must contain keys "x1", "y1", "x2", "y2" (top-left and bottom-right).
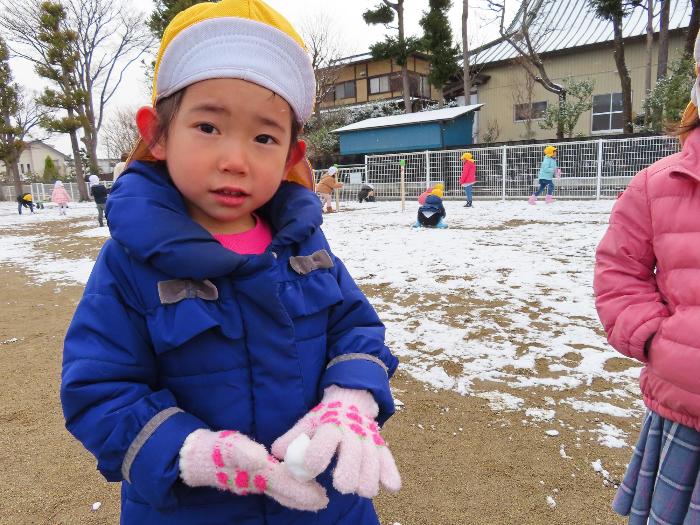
[
  {"x1": 465, "y1": 0, "x2": 692, "y2": 142},
  {"x1": 318, "y1": 52, "x2": 443, "y2": 112},
  {"x1": 0, "y1": 140, "x2": 69, "y2": 181}
]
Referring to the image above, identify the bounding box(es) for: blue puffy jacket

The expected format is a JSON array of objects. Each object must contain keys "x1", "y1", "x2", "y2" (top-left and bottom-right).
[
  {"x1": 61, "y1": 162, "x2": 399, "y2": 525},
  {"x1": 418, "y1": 194, "x2": 446, "y2": 218},
  {"x1": 538, "y1": 156, "x2": 558, "y2": 180}
]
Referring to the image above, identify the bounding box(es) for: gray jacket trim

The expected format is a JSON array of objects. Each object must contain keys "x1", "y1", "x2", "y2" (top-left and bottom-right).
[
  {"x1": 122, "y1": 407, "x2": 183, "y2": 483},
  {"x1": 157, "y1": 279, "x2": 218, "y2": 305},
  {"x1": 326, "y1": 353, "x2": 388, "y2": 375},
  {"x1": 289, "y1": 249, "x2": 334, "y2": 275}
]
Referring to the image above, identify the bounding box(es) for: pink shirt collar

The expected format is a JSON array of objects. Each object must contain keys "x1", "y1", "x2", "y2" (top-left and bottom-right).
[{"x1": 212, "y1": 215, "x2": 273, "y2": 255}]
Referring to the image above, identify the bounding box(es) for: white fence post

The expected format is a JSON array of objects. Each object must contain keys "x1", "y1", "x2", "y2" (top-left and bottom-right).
[
  {"x1": 425, "y1": 150, "x2": 430, "y2": 188},
  {"x1": 596, "y1": 139, "x2": 603, "y2": 200},
  {"x1": 501, "y1": 145, "x2": 507, "y2": 201}
]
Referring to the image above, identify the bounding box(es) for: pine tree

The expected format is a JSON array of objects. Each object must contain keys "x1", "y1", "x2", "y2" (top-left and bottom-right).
[
  {"x1": 42, "y1": 155, "x2": 59, "y2": 183},
  {"x1": 419, "y1": 0, "x2": 460, "y2": 105},
  {"x1": 149, "y1": 0, "x2": 210, "y2": 37},
  {"x1": 0, "y1": 36, "x2": 22, "y2": 195},
  {"x1": 364, "y1": 1, "x2": 421, "y2": 113},
  {"x1": 34, "y1": 1, "x2": 88, "y2": 199}
]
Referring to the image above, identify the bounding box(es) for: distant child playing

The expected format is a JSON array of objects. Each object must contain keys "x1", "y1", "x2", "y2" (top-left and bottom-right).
[
  {"x1": 528, "y1": 145, "x2": 559, "y2": 204},
  {"x1": 316, "y1": 165, "x2": 343, "y2": 213},
  {"x1": 594, "y1": 30, "x2": 700, "y2": 524},
  {"x1": 60, "y1": 1, "x2": 400, "y2": 524},
  {"x1": 459, "y1": 152, "x2": 476, "y2": 207},
  {"x1": 50, "y1": 180, "x2": 71, "y2": 215}
]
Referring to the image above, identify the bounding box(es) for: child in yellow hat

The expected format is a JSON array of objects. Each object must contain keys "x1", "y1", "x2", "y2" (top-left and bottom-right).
[
  {"x1": 459, "y1": 152, "x2": 476, "y2": 207},
  {"x1": 60, "y1": 1, "x2": 400, "y2": 523},
  {"x1": 528, "y1": 145, "x2": 560, "y2": 205}
]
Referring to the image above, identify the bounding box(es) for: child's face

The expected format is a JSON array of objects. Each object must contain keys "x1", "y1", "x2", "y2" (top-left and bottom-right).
[{"x1": 152, "y1": 78, "x2": 298, "y2": 234}]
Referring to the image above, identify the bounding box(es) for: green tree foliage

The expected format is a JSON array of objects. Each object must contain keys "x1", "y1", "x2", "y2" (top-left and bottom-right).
[
  {"x1": 641, "y1": 55, "x2": 695, "y2": 132},
  {"x1": 419, "y1": 0, "x2": 460, "y2": 98},
  {"x1": 42, "y1": 155, "x2": 59, "y2": 182},
  {"x1": 33, "y1": 1, "x2": 88, "y2": 198},
  {"x1": 149, "y1": 0, "x2": 210, "y2": 37},
  {"x1": 539, "y1": 77, "x2": 595, "y2": 138}
]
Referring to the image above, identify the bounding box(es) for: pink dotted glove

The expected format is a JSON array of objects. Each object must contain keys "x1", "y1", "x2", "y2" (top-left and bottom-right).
[
  {"x1": 179, "y1": 429, "x2": 328, "y2": 511},
  {"x1": 271, "y1": 385, "x2": 401, "y2": 498},
  {"x1": 555, "y1": 168, "x2": 562, "y2": 179}
]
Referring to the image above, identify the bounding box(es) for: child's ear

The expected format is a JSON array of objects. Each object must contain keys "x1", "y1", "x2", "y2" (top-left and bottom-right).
[
  {"x1": 135, "y1": 106, "x2": 166, "y2": 161},
  {"x1": 285, "y1": 140, "x2": 307, "y2": 173}
]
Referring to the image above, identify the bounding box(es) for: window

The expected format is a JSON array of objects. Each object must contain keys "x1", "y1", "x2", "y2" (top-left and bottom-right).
[
  {"x1": 514, "y1": 101, "x2": 548, "y2": 121},
  {"x1": 334, "y1": 80, "x2": 356, "y2": 100},
  {"x1": 369, "y1": 75, "x2": 390, "y2": 94},
  {"x1": 421, "y1": 76, "x2": 431, "y2": 98},
  {"x1": 592, "y1": 92, "x2": 623, "y2": 132}
]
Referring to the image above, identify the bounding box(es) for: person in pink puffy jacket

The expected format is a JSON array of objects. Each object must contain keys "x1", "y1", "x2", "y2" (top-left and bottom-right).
[
  {"x1": 459, "y1": 152, "x2": 476, "y2": 207},
  {"x1": 50, "y1": 180, "x2": 71, "y2": 215},
  {"x1": 594, "y1": 34, "x2": 700, "y2": 522}
]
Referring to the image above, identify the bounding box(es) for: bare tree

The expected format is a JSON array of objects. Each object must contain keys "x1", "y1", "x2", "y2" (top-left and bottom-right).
[
  {"x1": 462, "y1": 0, "x2": 471, "y2": 103},
  {"x1": 486, "y1": 0, "x2": 568, "y2": 138},
  {"x1": 644, "y1": 0, "x2": 655, "y2": 123},
  {"x1": 0, "y1": 0, "x2": 154, "y2": 176},
  {"x1": 511, "y1": 58, "x2": 537, "y2": 139},
  {"x1": 299, "y1": 13, "x2": 346, "y2": 122},
  {"x1": 657, "y1": 0, "x2": 670, "y2": 80},
  {"x1": 685, "y1": 0, "x2": 700, "y2": 56},
  {"x1": 101, "y1": 105, "x2": 139, "y2": 159}
]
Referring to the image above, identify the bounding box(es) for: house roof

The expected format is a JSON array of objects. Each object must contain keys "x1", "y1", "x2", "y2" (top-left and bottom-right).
[
  {"x1": 332, "y1": 104, "x2": 483, "y2": 133},
  {"x1": 331, "y1": 51, "x2": 432, "y2": 68},
  {"x1": 472, "y1": 0, "x2": 692, "y2": 66},
  {"x1": 27, "y1": 140, "x2": 70, "y2": 160}
]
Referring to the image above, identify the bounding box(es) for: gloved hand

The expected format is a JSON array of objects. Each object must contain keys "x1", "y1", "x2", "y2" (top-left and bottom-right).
[
  {"x1": 555, "y1": 168, "x2": 562, "y2": 179},
  {"x1": 179, "y1": 429, "x2": 328, "y2": 511},
  {"x1": 271, "y1": 385, "x2": 401, "y2": 498}
]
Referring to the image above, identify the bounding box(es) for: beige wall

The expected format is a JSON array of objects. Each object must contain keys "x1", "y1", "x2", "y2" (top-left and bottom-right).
[
  {"x1": 0, "y1": 142, "x2": 68, "y2": 180},
  {"x1": 474, "y1": 33, "x2": 687, "y2": 142},
  {"x1": 319, "y1": 55, "x2": 436, "y2": 110}
]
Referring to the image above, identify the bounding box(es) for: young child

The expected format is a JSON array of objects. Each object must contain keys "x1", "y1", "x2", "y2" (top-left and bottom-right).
[
  {"x1": 50, "y1": 180, "x2": 71, "y2": 215},
  {"x1": 88, "y1": 174, "x2": 108, "y2": 226},
  {"x1": 418, "y1": 182, "x2": 443, "y2": 205},
  {"x1": 459, "y1": 152, "x2": 476, "y2": 207},
  {"x1": 316, "y1": 165, "x2": 343, "y2": 213},
  {"x1": 528, "y1": 145, "x2": 559, "y2": 204},
  {"x1": 16, "y1": 192, "x2": 34, "y2": 214},
  {"x1": 414, "y1": 187, "x2": 447, "y2": 228},
  {"x1": 60, "y1": 1, "x2": 400, "y2": 524},
  {"x1": 594, "y1": 32, "x2": 700, "y2": 523}
]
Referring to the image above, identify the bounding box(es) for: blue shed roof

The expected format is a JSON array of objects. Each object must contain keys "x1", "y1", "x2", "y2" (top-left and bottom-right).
[{"x1": 332, "y1": 104, "x2": 483, "y2": 133}]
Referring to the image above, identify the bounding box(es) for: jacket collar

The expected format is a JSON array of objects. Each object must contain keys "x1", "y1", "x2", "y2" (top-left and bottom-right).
[
  {"x1": 106, "y1": 161, "x2": 323, "y2": 279},
  {"x1": 674, "y1": 127, "x2": 700, "y2": 183}
]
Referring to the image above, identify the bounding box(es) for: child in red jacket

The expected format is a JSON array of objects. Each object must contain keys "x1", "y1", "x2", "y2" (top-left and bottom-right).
[{"x1": 459, "y1": 152, "x2": 476, "y2": 207}]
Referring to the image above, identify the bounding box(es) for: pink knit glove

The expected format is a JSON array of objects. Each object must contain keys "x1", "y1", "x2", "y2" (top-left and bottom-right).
[
  {"x1": 179, "y1": 429, "x2": 328, "y2": 511},
  {"x1": 271, "y1": 386, "x2": 401, "y2": 498}
]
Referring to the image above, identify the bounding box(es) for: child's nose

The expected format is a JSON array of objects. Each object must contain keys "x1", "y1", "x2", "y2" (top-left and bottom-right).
[{"x1": 217, "y1": 141, "x2": 249, "y2": 174}]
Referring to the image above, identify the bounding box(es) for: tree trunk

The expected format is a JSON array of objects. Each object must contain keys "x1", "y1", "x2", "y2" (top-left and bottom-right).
[
  {"x1": 556, "y1": 91, "x2": 565, "y2": 140},
  {"x1": 11, "y1": 159, "x2": 22, "y2": 197},
  {"x1": 396, "y1": 0, "x2": 412, "y2": 113},
  {"x1": 462, "y1": 0, "x2": 471, "y2": 105},
  {"x1": 685, "y1": 0, "x2": 700, "y2": 57},
  {"x1": 657, "y1": 0, "x2": 670, "y2": 80},
  {"x1": 68, "y1": 119, "x2": 88, "y2": 201},
  {"x1": 644, "y1": 0, "x2": 654, "y2": 124},
  {"x1": 612, "y1": 18, "x2": 634, "y2": 133}
]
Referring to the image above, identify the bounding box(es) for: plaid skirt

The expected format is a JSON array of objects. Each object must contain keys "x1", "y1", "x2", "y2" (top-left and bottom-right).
[{"x1": 613, "y1": 411, "x2": 700, "y2": 524}]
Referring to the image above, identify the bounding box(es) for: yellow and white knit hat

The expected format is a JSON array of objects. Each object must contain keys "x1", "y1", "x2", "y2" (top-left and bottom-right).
[
  {"x1": 131, "y1": 0, "x2": 317, "y2": 188},
  {"x1": 680, "y1": 29, "x2": 700, "y2": 144}
]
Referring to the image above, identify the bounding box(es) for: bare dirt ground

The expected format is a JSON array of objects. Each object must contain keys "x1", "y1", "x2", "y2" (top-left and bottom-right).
[{"x1": 0, "y1": 217, "x2": 632, "y2": 524}]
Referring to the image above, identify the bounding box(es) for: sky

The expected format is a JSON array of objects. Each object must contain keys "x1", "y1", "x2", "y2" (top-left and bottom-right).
[{"x1": 6, "y1": 0, "x2": 513, "y2": 157}]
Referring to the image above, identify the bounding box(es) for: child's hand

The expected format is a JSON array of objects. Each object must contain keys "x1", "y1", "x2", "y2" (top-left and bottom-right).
[
  {"x1": 179, "y1": 429, "x2": 328, "y2": 511},
  {"x1": 271, "y1": 385, "x2": 401, "y2": 498}
]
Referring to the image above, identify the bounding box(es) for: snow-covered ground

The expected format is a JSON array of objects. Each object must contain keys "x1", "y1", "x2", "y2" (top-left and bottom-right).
[{"x1": 0, "y1": 198, "x2": 643, "y2": 449}]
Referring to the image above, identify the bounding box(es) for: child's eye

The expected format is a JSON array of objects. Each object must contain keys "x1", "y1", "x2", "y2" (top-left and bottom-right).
[
  {"x1": 255, "y1": 134, "x2": 278, "y2": 145},
  {"x1": 197, "y1": 123, "x2": 217, "y2": 134}
]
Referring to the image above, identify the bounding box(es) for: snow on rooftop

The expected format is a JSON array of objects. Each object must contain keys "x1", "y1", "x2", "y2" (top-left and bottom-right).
[{"x1": 332, "y1": 104, "x2": 483, "y2": 133}]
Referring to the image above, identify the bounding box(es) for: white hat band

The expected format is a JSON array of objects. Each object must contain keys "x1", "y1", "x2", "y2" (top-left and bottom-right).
[{"x1": 156, "y1": 17, "x2": 316, "y2": 123}]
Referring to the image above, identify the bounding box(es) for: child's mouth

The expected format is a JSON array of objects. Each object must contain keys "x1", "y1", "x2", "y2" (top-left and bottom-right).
[{"x1": 212, "y1": 188, "x2": 248, "y2": 206}]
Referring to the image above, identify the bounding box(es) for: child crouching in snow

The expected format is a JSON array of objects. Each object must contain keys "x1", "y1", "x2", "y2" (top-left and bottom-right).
[
  {"x1": 60, "y1": 1, "x2": 400, "y2": 524},
  {"x1": 593, "y1": 30, "x2": 700, "y2": 524},
  {"x1": 414, "y1": 187, "x2": 447, "y2": 228}
]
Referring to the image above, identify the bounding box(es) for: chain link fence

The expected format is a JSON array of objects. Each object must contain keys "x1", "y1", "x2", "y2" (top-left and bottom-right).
[{"x1": 314, "y1": 135, "x2": 680, "y2": 204}]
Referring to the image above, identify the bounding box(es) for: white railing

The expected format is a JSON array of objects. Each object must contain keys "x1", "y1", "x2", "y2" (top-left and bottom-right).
[{"x1": 314, "y1": 135, "x2": 679, "y2": 203}]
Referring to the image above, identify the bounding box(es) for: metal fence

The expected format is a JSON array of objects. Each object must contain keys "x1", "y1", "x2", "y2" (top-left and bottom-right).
[
  {"x1": 1, "y1": 181, "x2": 114, "y2": 202},
  {"x1": 314, "y1": 135, "x2": 680, "y2": 203}
]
